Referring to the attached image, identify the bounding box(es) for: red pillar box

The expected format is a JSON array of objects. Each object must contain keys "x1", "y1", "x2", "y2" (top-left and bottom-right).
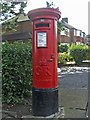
[{"x1": 28, "y1": 8, "x2": 61, "y2": 116}]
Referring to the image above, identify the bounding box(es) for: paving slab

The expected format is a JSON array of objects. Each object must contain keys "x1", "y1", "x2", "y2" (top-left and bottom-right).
[
  {"x1": 0, "y1": 113, "x2": 2, "y2": 120},
  {"x1": 64, "y1": 108, "x2": 86, "y2": 118},
  {"x1": 58, "y1": 88, "x2": 88, "y2": 109},
  {"x1": 2, "y1": 110, "x2": 17, "y2": 119},
  {"x1": 22, "y1": 107, "x2": 64, "y2": 119},
  {"x1": 58, "y1": 88, "x2": 88, "y2": 118}
]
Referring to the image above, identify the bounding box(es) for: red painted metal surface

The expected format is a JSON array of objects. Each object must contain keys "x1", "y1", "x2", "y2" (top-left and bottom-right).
[
  {"x1": 28, "y1": 8, "x2": 61, "y2": 88},
  {"x1": 28, "y1": 8, "x2": 61, "y2": 21}
]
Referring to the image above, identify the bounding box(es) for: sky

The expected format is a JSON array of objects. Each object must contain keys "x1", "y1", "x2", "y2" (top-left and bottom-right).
[{"x1": 25, "y1": 0, "x2": 89, "y2": 35}]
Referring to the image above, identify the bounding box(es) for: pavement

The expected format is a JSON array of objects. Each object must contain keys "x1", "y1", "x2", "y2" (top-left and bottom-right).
[{"x1": 58, "y1": 66, "x2": 89, "y2": 118}]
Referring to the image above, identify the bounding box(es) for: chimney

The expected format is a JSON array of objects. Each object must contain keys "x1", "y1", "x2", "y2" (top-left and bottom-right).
[{"x1": 62, "y1": 17, "x2": 68, "y2": 23}]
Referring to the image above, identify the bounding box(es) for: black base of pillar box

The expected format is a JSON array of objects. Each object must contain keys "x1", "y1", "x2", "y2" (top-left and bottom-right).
[{"x1": 32, "y1": 87, "x2": 58, "y2": 116}]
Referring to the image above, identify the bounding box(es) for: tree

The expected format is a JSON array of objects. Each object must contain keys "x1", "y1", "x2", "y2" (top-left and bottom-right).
[
  {"x1": 0, "y1": 1, "x2": 27, "y2": 33},
  {"x1": 57, "y1": 21, "x2": 64, "y2": 34}
]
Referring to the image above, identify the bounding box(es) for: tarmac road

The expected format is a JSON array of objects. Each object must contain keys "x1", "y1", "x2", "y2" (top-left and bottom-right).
[{"x1": 58, "y1": 66, "x2": 89, "y2": 88}]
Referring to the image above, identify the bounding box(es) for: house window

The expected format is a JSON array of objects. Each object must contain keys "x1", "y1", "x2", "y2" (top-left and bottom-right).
[
  {"x1": 74, "y1": 29, "x2": 77, "y2": 36},
  {"x1": 80, "y1": 31, "x2": 82, "y2": 37},
  {"x1": 2, "y1": 42, "x2": 5, "y2": 44},
  {"x1": 61, "y1": 29, "x2": 69, "y2": 36},
  {"x1": 76, "y1": 42, "x2": 81, "y2": 45},
  {"x1": 61, "y1": 30, "x2": 66, "y2": 35},
  {"x1": 81, "y1": 33, "x2": 83, "y2": 37},
  {"x1": 83, "y1": 33, "x2": 85, "y2": 39},
  {"x1": 67, "y1": 29, "x2": 70, "y2": 36},
  {"x1": 77, "y1": 31, "x2": 80, "y2": 36}
]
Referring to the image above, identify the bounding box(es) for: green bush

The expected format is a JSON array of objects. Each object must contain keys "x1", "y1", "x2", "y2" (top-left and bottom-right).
[
  {"x1": 58, "y1": 44, "x2": 69, "y2": 53},
  {"x1": 86, "y1": 46, "x2": 90, "y2": 60},
  {"x1": 0, "y1": 44, "x2": 2, "y2": 71},
  {"x1": 69, "y1": 44, "x2": 87, "y2": 65},
  {"x1": 58, "y1": 52, "x2": 67, "y2": 64},
  {"x1": 58, "y1": 52, "x2": 73, "y2": 64},
  {"x1": 2, "y1": 41, "x2": 32, "y2": 103}
]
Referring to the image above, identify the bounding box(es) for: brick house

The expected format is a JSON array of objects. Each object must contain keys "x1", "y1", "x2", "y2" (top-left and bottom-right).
[
  {"x1": 2, "y1": 14, "x2": 32, "y2": 44},
  {"x1": 58, "y1": 18, "x2": 86, "y2": 45}
]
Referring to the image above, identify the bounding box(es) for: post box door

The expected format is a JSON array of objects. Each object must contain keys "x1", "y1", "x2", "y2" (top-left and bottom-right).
[{"x1": 33, "y1": 21, "x2": 57, "y2": 88}]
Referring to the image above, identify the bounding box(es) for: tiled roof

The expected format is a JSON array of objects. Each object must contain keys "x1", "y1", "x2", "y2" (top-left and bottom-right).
[
  {"x1": 62, "y1": 21, "x2": 75, "y2": 29},
  {"x1": 1, "y1": 14, "x2": 30, "y2": 24},
  {"x1": 17, "y1": 14, "x2": 30, "y2": 22}
]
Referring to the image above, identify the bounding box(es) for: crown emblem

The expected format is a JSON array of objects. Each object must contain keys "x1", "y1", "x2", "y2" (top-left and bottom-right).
[{"x1": 39, "y1": 58, "x2": 47, "y2": 66}]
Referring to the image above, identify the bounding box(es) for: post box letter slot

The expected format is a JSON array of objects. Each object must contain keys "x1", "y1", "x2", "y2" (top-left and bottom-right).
[{"x1": 36, "y1": 23, "x2": 49, "y2": 28}]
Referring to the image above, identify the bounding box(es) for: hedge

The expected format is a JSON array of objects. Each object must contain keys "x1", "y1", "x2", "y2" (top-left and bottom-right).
[
  {"x1": 86, "y1": 46, "x2": 90, "y2": 60},
  {"x1": 58, "y1": 52, "x2": 74, "y2": 64},
  {"x1": 0, "y1": 45, "x2": 2, "y2": 71},
  {"x1": 58, "y1": 44, "x2": 69, "y2": 53},
  {"x1": 68, "y1": 44, "x2": 88, "y2": 65},
  {"x1": 2, "y1": 41, "x2": 32, "y2": 103}
]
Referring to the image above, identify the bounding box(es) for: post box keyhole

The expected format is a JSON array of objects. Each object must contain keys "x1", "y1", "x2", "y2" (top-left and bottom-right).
[
  {"x1": 51, "y1": 54, "x2": 55, "y2": 59},
  {"x1": 48, "y1": 54, "x2": 55, "y2": 62}
]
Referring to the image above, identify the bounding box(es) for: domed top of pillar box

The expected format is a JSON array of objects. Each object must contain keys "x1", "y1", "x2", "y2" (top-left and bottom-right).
[{"x1": 28, "y1": 7, "x2": 61, "y2": 21}]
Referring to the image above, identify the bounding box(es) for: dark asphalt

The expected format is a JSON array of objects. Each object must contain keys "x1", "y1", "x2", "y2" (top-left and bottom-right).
[{"x1": 58, "y1": 67, "x2": 89, "y2": 88}]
